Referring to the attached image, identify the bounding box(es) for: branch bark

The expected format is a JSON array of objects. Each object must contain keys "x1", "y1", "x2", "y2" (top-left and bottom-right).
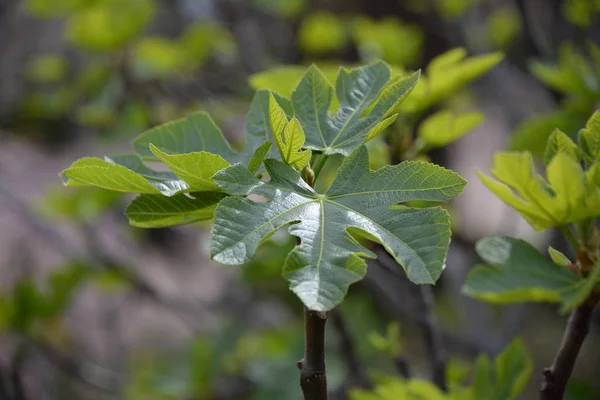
[
  {"x1": 298, "y1": 308, "x2": 328, "y2": 400},
  {"x1": 540, "y1": 299, "x2": 597, "y2": 400}
]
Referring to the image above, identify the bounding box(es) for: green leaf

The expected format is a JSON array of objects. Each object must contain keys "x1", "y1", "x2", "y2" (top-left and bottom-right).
[
  {"x1": 62, "y1": 90, "x2": 281, "y2": 196},
  {"x1": 39, "y1": 186, "x2": 121, "y2": 221},
  {"x1": 494, "y1": 339, "x2": 533, "y2": 400},
  {"x1": 66, "y1": 0, "x2": 155, "y2": 52},
  {"x1": 548, "y1": 246, "x2": 572, "y2": 266},
  {"x1": 472, "y1": 354, "x2": 494, "y2": 399},
  {"x1": 249, "y1": 64, "x2": 339, "y2": 98},
  {"x1": 510, "y1": 111, "x2": 584, "y2": 157},
  {"x1": 269, "y1": 92, "x2": 311, "y2": 169},
  {"x1": 402, "y1": 50, "x2": 503, "y2": 113},
  {"x1": 292, "y1": 62, "x2": 419, "y2": 155},
  {"x1": 417, "y1": 110, "x2": 483, "y2": 149},
  {"x1": 133, "y1": 91, "x2": 284, "y2": 165},
  {"x1": 544, "y1": 129, "x2": 579, "y2": 165},
  {"x1": 44, "y1": 263, "x2": 88, "y2": 317},
  {"x1": 211, "y1": 145, "x2": 465, "y2": 311},
  {"x1": 462, "y1": 237, "x2": 582, "y2": 306},
  {"x1": 298, "y1": 12, "x2": 347, "y2": 55},
  {"x1": 579, "y1": 110, "x2": 600, "y2": 169},
  {"x1": 61, "y1": 156, "x2": 187, "y2": 196},
  {"x1": 478, "y1": 152, "x2": 600, "y2": 230},
  {"x1": 149, "y1": 144, "x2": 230, "y2": 192},
  {"x1": 126, "y1": 192, "x2": 226, "y2": 228},
  {"x1": 25, "y1": 54, "x2": 68, "y2": 83},
  {"x1": 132, "y1": 37, "x2": 185, "y2": 79},
  {"x1": 560, "y1": 261, "x2": 600, "y2": 313}
]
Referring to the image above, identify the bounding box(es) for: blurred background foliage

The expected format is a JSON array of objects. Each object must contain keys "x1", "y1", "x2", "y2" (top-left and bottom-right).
[{"x1": 0, "y1": 0, "x2": 599, "y2": 399}]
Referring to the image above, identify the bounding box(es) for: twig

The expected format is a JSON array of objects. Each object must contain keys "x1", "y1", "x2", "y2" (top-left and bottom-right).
[
  {"x1": 374, "y1": 250, "x2": 448, "y2": 390},
  {"x1": 34, "y1": 341, "x2": 121, "y2": 394},
  {"x1": 393, "y1": 356, "x2": 411, "y2": 379},
  {"x1": 411, "y1": 284, "x2": 448, "y2": 391},
  {"x1": 10, "y1": 343, "x2": 28, "y2": 400},
  {"x1": 0, "y1": 364, "x2": 10, "y2": 400},
  {"x1": 330, "y1": 310, "x2": 370, "y2": 389},
  {"x1": 298, "y1": 308, "x2": 328, "y2": 400},
  {"x1": 540, "y1": 299, "x2": 598, "y2": 400}
]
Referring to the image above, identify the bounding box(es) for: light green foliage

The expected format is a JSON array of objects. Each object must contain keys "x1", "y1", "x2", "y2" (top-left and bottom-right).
[
  {"x1": 478, "y1": 151, "x2": 600, "y2": 231},
  {"x1": 530, "y1": 43, "x2": 599, "y2": 98},
  {"x1": 368, "y1": 322, "x2": 402, "y2": 357},
  {"x1": 250, "y1": 64, "x2": 339, "y2": 99},
  {"x1": 470, "y1": 339, "x2": 532, "y2": 400},
  {"x1": 291, "y1": 62, "x2": 419, "y2": 155},
  {"x1": 351, "y1": 17, "x2": 424, "y2": 66},
  {"x1": 66, "y1": 0, "x2": 156, "y2": 52},
  {"x1": 23, "y1": 0, "x2": 92, "y2": 16},
  {"x1": 38, "y1": 186, "x2": 121, "y2": 221},
  {"x1": 515, "y1": 42, "x2": 600, "y2": 155},
  {"x1": 132, "y1": 22, "x2": 237, "y2": 79},
  {"x1": 436, "y1": 0, "x2": 475, "y2": 19},
  {"x1": 563, "y1": 0, "x2": 600, "y2": 28},
  {"x1": 579, "y1": 110, "x2": 600, "y2": 168},
  {"x1": 25, "y1": 54, "x2": 69, "y2": 83},
  {"x1": 0, "y1": 263, "x2": 88, "y2": 334},
  {"x1": 487, "y1": 8, "x2": 522, "y2": 49},
  {"x1": 132, "y1": 38, "x2": 186, "y2": 79},
  {"x1": 298, "y1": 12, "x2": 347, "y2": 55},
  {"x1": 210, "y1": 146, "x2": 465, "y2": 311},
  {"x1": 544, "y1": 129, "x2": 579, "y2": 165},
  {"x1": 269, "y1": 93, "x2": 311, "y2": 170},
  {"x1": 401, "y1": 49, "x2": 504, "y2": 114},
  {"x1": 351, "y1": 339, "x2": 532, "y2": 400},
  {"x1": 416, "y1": 110, "x2": 483, "y2": 150},
  {"x1": 462, "y1": 237, "x2": 591, "y2": 312}
]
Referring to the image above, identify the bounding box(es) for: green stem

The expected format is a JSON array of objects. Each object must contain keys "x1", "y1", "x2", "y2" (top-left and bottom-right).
[
  {"x1": 312, "y1": 155, "x2": 329, "y2": 182},
  {"x1": 560, "y1": 226, "x2": 579, "y2": 253}
]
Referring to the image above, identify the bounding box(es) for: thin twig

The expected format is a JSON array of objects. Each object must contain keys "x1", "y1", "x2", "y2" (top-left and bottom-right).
[
  {"x1": 330, "y1": 310, "x2": 371, "y2": 389},
  {"x1": 411, "y1": 284, "x2": 448, "y2": 392},
  {"x1": 10, "y1": 343, "x2": 28, "y2": 400},
  {"x1": 34, "y1": 341, "x2": 121, "y2": 394},
  {"x1": 0, "y1": 364, "x2": 10, "y2": 400},
  {"x1": 298, "y1": 308, "x2": 328, "y2": 400},
  {"x1": 374, "y1": 250, "x2": 448, "y2": 390},
  {"x1": 393, "y1": 356, "x2": 411, "y2": 379},
  {"x1": 540, "y1": 298, "x2": 598, "y2": 400}
]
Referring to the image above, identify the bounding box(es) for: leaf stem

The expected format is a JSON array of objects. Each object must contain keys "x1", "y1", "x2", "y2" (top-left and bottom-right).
[
  {"x1": 298, "y1": 308, "x2": 328, "y2": 400},
  {"x1": 312, "y1": 155, "x2": 329, "y2": 182},
  {"x1": 540, "y1": 298, "x2": 598, "y2": 399},
  {"x1": 559, "y1": 226, "x2": 579, "y2": 254}
]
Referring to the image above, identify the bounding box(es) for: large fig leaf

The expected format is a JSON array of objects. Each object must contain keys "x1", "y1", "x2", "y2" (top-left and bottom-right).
[
  {"x1": 210, "y1": 146, "x2": 465, "y2": 311},
  {"x1": 292, "y1": 61, "x2": 419, "y2": 156}
]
